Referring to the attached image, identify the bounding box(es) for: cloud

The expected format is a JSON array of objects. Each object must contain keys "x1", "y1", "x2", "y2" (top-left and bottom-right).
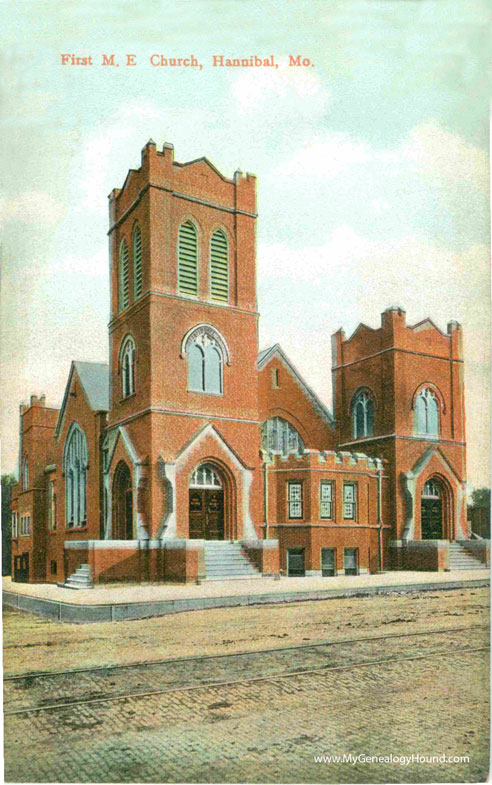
[
  {"x1": 0, "y1": 191, "x2": 65, "y2": 228},
  {"x1": 230, "y1": 58, "x2": 330, "y2": 115},
  {"x1": 274, "y1": 119, "x2": 488, "y2": 193}
]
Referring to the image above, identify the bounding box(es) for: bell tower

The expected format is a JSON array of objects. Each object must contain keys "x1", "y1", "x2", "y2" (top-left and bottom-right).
[{"x1": 106, "y1": 141, "x2": 262, "y2": 540}]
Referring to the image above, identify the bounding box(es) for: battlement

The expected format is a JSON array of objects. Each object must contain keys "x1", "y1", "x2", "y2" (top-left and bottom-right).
[
  {"x1": 270, "y1": 449, "x2": 385, "y2": 474},
  {"x1": 109, "y1": 139, "x2": 256, "y2": 227},
  {"x1": 332, "y1": 306, "x2": 463, "y2": 367}
]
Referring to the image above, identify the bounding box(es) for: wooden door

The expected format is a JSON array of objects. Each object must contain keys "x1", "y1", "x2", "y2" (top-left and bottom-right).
[
  {"x1": 421, "y1": 499, "x2": 443, "y2": 539},
  {"x1": 205, "y1": 490, "x2": 224, "y2": 540},
  {"x1": 189, "y1": 490, "x2": 205, "y2": 539},
  {"x1": 14, "y1": 553, "x2": 29, "y2": 583}
]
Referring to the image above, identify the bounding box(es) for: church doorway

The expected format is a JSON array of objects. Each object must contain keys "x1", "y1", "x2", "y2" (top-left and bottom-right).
[
  {"x1": 112, "y1": 461, "x2": 133, "y2": 540},
  {"x1": 421, "y1": 480, "x2": 443, "y2": 539},
  {"x1": 189, "y1": 463, "x2": 225, "y2": 540}
]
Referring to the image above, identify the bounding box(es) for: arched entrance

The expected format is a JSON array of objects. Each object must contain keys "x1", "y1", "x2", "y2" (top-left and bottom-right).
[
  {"x1": 189, "y1": 463, "x2": 225, "y2": 540},
  {"x1": 421, "y1": 479, "x2": 444, "y2": 539},
  {"x1": 112, "y1": 461, "x2": 133, "y2": 540}
]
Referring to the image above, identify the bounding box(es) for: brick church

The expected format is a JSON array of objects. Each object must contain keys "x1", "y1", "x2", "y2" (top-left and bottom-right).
[{"x1": 11, "y1": 139, "x2": 486, "y2": 586}]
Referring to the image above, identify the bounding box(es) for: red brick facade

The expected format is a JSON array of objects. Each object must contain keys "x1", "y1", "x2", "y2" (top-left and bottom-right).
[{"x1": 10, "y1": 142, "x2": 474, "y2": 584}]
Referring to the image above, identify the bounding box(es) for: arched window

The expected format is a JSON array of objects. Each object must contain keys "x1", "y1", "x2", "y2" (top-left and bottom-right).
[
  {"x1": 133, "y1": 225, "x2": 143, "y2": 300},
  {"x1": 190, "y1": 464, "x2": 223, "y2": 488},
  {"x1": 261, "y1": 417, "x2": 305, "y2": 456},
  {"x1": 119, "y1": 239, "x2": 129, "y2": 311},
  {"x1": 120, "y1": 336, "x2": 136, "y2": 398},
  {"x1": 184, "y1": 325, "x2": 228, "y2": 394},
  {"x1": 178, "y1": 220, "x2": 198, "y2": 296},
  {"x1": 63, "y1": 424, "x2": 88, "y2": 528},
  {"x1": 351, "y1": 391, "x2": 374, "y2": 439},
  {"x1": 414, "y1": 388, "x2": 439, "y2": 437},
  {"x1": 210, "y1": 229, "x2": 229, "y2": 302},
  {"x1": 21, "y1": 456, "x2": 29, "y2": 491}
]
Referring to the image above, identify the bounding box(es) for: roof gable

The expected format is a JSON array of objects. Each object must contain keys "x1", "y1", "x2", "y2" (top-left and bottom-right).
[
  {"x1": 257, "y1": 344, "x2": 333, "y2": 426},
  {"x1": 174, "y1": 156, "x2": 233, "y2": 183},
  {"x1": 55, "y1": 361, "x2": 109, "y2": 438}
]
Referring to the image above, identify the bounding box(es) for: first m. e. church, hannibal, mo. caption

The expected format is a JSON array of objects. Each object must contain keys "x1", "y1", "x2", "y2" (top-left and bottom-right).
[{"x1": 10, "y1": 139, "x2": 489, "y2": 587}]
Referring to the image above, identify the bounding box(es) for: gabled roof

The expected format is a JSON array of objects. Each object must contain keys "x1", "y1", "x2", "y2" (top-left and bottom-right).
[
  {"x1": 257, "y1": 344, "x2": 334, "y2": 426},
  {"x1": 55, "y1": 361, "x2": 110, "y2": 437}
]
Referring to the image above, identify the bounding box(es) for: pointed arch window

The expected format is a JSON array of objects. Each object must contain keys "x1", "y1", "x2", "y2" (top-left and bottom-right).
[
  {"x1": 414, "y1": 388, "x2": 439, "y2": 437},
  {"x1": 261, "y1": 417, "x2": 305, "y2": 457},
  {"x1": 184, "y1": 325, "x2": 228, "y2": 394},
  {"x1": 119, "y1": 239, "x2": 130, "y2": 312},
  {"x1": 21, "y1": 456, "x2": 29, "y2": 491},
  {"x1": 210, "y1": 229, "x2": 229, "y2": 302},
  {"x1": 351, "y1": 391, "x2": 374, "y2": 439},
  {"x1": 120, "y1": 336, "x2": 136, "y2": 398},
  {"x1": 133, "y1": 225, "x2": 143, "y2": 300},
  {"x1": 63, "y1": 424, "x2": 88, "y2": 528},
  {"x1": 178, "y1": 220, "x2": 198, "y2": 296}
]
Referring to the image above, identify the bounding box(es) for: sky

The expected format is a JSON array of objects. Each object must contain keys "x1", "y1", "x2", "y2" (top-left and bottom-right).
[{"x1": 0, "y1": 0, "x2": 490, "y2": 489}]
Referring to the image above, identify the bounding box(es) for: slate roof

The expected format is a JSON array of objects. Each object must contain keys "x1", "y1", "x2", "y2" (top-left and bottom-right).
[
  {"x1": 74, "y1": 361, "x2": 110, "y2": 412},
  {"x1": 55, "y1": 361, "x2": 109, "y2": 438}
]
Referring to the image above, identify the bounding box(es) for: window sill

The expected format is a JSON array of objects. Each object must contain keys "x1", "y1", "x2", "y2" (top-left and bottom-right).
[
  {"x1": 65, "y1": 526, "x2": 88, "y2": 533},
  {"x1": 187, "y1": 389, "x2": 224, "y2": 397},
  {"x1": 120, "y1": 393, "x2": 136, "y2": 403}
]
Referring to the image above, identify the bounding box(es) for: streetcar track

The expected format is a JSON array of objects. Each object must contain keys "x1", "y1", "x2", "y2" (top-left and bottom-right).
[
  {"x1": 4, "y1": 645, "x2": 489, "y2": 717},
  {"x1": 4, "y1": 623, "x2": 488, "y2": 681}
]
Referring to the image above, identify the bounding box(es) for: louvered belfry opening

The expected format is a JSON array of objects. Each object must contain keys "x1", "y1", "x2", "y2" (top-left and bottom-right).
[
  {"x1": 210, "y1": 229, "x2": 229, "y2": 302},
  {"x1": 133, "y1": 226, "x2": 143, "y2": 299},
  {"x1": 119, "y1": 240, "x2": 130, "y2": 311},
  {"x1": 178, "y1": 220, "x2": 199, "y2": 296}
]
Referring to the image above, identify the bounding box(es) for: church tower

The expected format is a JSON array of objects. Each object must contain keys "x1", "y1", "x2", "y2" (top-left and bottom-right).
[
  {"x1": 332, "y1": 306, "x2": 467, "y2": 566},
  {"x1": 105, "y1": 141, "x2": 262, "y2": 543}
]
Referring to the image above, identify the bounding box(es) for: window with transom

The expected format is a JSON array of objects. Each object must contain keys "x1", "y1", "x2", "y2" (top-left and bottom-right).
[
  {"x1": 185, "y1": 325, "x2": 227, "y2": 395},
  {"x1": 414, "y1": 388, "x2": 439, "y2": 437}
]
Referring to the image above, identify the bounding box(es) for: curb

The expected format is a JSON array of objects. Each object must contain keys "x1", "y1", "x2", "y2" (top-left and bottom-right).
[{"x1": 3, "y1": 578, "x2": 490, "y2": 624}]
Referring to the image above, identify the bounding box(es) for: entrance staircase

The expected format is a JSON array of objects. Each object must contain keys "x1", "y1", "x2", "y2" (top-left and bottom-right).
[
  {"x1": 448, "y1": 542, "x2": 485, "y2": 571},
  {"x1": 63, "y1": 563, "x2": 93, "y2": 589},
  {"x1": 203, "y1": 541, "x2": 261, "y2": 580}
]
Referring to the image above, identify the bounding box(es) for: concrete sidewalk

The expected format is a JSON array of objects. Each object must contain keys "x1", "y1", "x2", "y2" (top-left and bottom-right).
[{"x1": 3, "y1": 570, "x2": 489, "y2": 624}]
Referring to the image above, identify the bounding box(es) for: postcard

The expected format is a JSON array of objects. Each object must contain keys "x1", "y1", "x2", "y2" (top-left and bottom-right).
[{"x1": 1, "y1": 1, "x2": 490, "y2": 783}]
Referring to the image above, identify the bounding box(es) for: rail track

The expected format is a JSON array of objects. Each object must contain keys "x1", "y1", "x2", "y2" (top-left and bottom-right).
[{"x1": 4, "y1": 624, "x2": 489, "y2": 716}]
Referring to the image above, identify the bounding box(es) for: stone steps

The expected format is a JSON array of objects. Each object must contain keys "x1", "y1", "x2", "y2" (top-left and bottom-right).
[
  {"x1": 203, "y1": 541, "x2": 261, "y2": 580},
  {"x1": 448, "y1": 542, "x2": 485, "y2": 571},
  {"x1": 64, "y1": 563, "x2": 93, "y2": 589}
]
